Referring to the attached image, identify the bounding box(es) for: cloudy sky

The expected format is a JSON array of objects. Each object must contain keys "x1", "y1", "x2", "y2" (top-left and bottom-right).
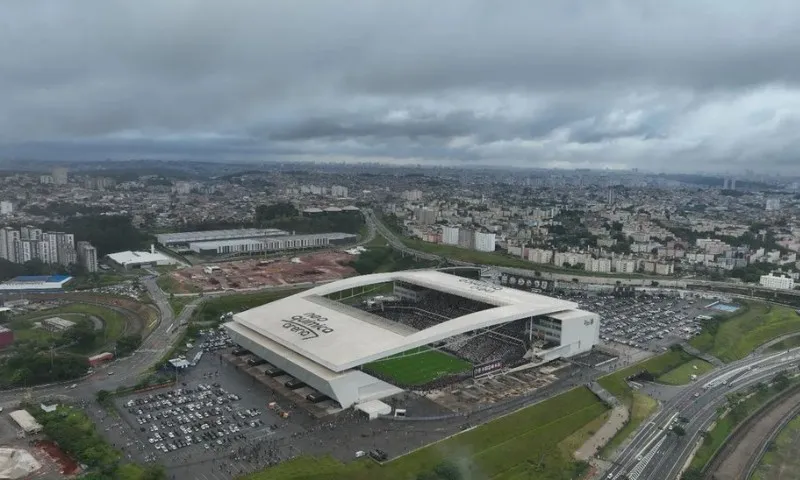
[{"x1": 2, "y1": 1, "x2": 800, "y2": 173}]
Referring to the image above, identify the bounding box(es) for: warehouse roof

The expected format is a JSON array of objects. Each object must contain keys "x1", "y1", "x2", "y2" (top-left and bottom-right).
[{"x1": 106, "y1": 250, "x2": 173, "y2": 266}]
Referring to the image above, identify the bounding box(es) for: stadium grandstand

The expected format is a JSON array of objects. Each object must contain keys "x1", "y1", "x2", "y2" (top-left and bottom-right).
[{"x1": 224, "y1": 270, "x2": 599, "y2": 408}]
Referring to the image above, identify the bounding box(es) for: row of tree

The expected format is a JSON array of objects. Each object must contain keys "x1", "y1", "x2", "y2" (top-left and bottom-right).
[
  {"x1": 29, "y1": 405, "x2": 165, "y2": 479},
  {"x1": 349, "y1": 247, "x2": 435, "y2": 274},
  {"x1": 0, "y1": 349, "x2": 88, "y2": 388},
  {"x1": 255, "y1": 202, "x2": 365, "y2": 234}
]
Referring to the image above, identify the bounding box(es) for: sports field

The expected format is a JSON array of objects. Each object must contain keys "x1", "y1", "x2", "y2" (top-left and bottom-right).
[
  {"x1": 242, "y1": 386, "x2": 608, "y2": 480},
  {"x1": 690, "y1": 302, "x2": 800, "y2": 362},
  {"x1": 363, "y1": 346, "x2": 472, "y2": 385}
]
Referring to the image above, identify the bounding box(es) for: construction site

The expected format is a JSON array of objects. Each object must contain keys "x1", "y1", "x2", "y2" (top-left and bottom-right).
[{"x1": 163, "y1": 252, "x2": 357, "y2": 293}]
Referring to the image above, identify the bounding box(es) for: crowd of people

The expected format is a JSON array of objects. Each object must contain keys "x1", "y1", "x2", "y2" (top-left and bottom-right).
[{"x1": 360, "y1": 291, "x2": 530, "y2": 365}]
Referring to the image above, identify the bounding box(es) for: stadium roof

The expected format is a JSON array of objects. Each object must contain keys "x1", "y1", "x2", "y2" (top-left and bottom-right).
[{"x1": 230, "y1": 270, "x2": 581, "y2": 371}]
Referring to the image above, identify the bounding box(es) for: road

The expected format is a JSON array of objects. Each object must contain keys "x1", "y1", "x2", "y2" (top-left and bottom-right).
[{"x1": 605, "y1": 348, "x2": 800, "y2": 480}]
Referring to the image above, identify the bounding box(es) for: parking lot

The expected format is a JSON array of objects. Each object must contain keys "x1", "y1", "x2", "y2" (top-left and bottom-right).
[
  {"x1": 111, "y1": 336, "x2": 309, "y2": 478},
  {"x1": 587, "y1": 294, "x2": 709, "y2": 352}
]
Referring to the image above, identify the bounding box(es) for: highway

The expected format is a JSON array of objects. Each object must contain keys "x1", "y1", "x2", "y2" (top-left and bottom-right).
[{"x1": 605, "y1": 348, "x2": 800, "y2": 480}]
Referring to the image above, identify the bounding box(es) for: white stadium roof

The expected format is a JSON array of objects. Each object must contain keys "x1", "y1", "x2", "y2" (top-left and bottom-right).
[{"x1": 230, "y1": 270, "x2": 580, "y2": 372}]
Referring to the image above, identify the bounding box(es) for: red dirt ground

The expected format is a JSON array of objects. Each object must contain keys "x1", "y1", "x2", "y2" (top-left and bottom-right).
[
  {"x1": 35, "y1": 440, "x2": 79, "y2": 475},
  {"x1": 170, "y1": 251, "x2": 357, "y2": 292}
]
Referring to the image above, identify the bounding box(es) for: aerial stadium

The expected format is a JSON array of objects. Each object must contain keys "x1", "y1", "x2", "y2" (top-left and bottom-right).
[{"x1": 224, "y1": 269, "x2": 600, "y2": 408}]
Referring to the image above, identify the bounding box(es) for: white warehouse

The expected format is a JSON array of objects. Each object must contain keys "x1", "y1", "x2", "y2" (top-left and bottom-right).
[{"x1": 189, "y1": 233, "x2": 357, "y2": 255}]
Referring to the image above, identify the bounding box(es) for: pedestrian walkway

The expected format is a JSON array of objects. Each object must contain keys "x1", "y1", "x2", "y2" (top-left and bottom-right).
[
  {"x1": 575, "y1": 405, "x2": 629, "y2": 461},
  {"x1": 588, "y1": 381, "x2": 621, "y2": 407},
  {"x1": 680, "y1": 342, "x2": 724, "y2": 367}
]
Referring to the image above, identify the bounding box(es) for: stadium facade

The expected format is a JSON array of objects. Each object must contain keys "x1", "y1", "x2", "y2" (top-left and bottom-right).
[{"x1": 224, "y1": 270, "x2": 599, "y2": 408}]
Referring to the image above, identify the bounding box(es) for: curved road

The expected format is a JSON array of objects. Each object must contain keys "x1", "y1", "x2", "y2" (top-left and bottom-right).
[{"x1": 0, "y1": 276, "x2": 193, "y2": 406}]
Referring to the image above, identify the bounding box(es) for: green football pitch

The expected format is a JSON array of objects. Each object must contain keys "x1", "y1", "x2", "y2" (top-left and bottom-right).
[{"x1": 363, "y1": 347, "x2": 472, "y2": 385}]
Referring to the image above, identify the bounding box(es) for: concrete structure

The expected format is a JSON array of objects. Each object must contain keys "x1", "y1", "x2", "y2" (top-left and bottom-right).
[
  {"x1": 0, "y1": 227, "x2": 20, "y2": 262},
  {"x1": 0, "y1": 201, "x2": 12, "y2": 215},
  {"x1": 9, "y1": 410, "x2": 42, "y2": 434},
  {"x1": 402, "y1": 190, "x2": 423, "y2": 202},
  {"x1": 106, "y1": 249, "x2": 177, "y2": 269},
  {"x1": 188, "y1": 233, "x2": 357, "y2": 255},
  {"x1": 458, "y1": 228, "x2": 475, "y2": 249},
  {"x1": 156, "y1": 228, "x2": 288, "y2": 248},
  {"x1": 766, "y1": 198, "x2": 782, "y2": 212},
  {"x1": 77, "y1": 241, "x2": 98, "y2": 273},
  {"x1": 586, "y1": 257, "x2": 612, "y2": 273},
  {"x1": 224, "y1": 270, "x2": 599, "y2": 408},
  {"x1": 474, "y1": 231, "x2": 496, "y2": 252},
  {"x1": 441, "y1": 226, "x2": 459, "y2": 245},
  {"x1": 527, "y1": 248, "x2": 553, "y2": 264},
  {"x1": 330, "y1": 185, "x2": 349, "y2": 198},
  {"x1": 355, "y1": 400, "x2": 392, "y2": 420},
  {"x1": 414, "y1": 208, "x2": 437, "y2": 225},
  {"x1": 760, "y1": 273, "x2": 795, "y2": 290},
  {"x1": 20, "y1": 226, "x2": 42, "y2": 241},
  {"x1": 614, "y1": 258, "x2": 637, "y2": 274},
  {"x1": 41, "y1": 317, "x2": 76, "y2": 332},
  {"x1": 52, "y1": 167, "x2": 68, "y2": 185}
]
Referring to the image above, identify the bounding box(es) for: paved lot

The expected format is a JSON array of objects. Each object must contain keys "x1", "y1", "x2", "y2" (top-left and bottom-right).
[{"x1": 103, "y1": 351, "x2": 308, "y2": 479}]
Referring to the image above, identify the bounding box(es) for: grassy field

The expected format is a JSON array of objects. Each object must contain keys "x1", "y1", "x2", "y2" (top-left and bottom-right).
[
  {"x1": 597, "y1": 350, "x2": 700, "y2": 457},
  {"x1": 601, "y1": 392, "x2": 658, "y2": 457},
  {"x1": 241, "y1": 387, "x2": 608, "y2": 480},
  {"x1": 157, "y1": 274, "x2": 202, "y2": 294},
  {"x1": 690, "y1": 302, "x2": 800, "y2": 362},
  {"x1": 363, "y1": 347, "x2": 472, "y2": 385},
  {"x1": 657, "y1": 358, "x2": 715, "y2": 385},
  {"x1": 65, "y1": 273, "x2": 128, "y2": 290},
  {"x1": 599, "y1": 350, "x2": 696, "y2": 402},
  {"x1": 15, "y1": 303, "x2": 127, "y2": 353},
  {"x1": 752, "y1": 414, "x2": 800, "y2": 480},
  {"x1": 192, "y1": 288, "x2": 306, "y2": 324},
  {"x1": 7, "y1": 313, "x2": 86, "y2": 344},
  {"x1": 168, "y1": 295, "x2": 195, "y2": 316}
]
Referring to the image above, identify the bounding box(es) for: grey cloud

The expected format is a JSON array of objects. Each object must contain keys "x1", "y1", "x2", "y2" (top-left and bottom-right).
[{"x1": 2, "y1": 1, "x2": 800, "y2": 172}]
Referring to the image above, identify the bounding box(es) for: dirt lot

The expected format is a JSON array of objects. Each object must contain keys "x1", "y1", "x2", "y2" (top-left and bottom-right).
[{"x1": 167, "y1": 252, "x2": 356, "y2": 293}]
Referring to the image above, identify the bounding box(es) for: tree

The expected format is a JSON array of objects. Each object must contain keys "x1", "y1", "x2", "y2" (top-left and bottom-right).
[
  {"x1": 774, "y1": 372, "x2": 790, "y2": 391},
  {"x1": 65, "y1": 321, "x2": 97, "y2": 351},
  {"x1": 96, "y1": 389, "x2": 111, "y2": 404},
  {"x1": 116, "y1": 334, "x2": 143, "y2": 357},
  {"x1": 672, "y1": 425, "x2": 686, "y2": 436},
  {"x1": 433, "y1": 461, "x2": 462, "y2": 480}
]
